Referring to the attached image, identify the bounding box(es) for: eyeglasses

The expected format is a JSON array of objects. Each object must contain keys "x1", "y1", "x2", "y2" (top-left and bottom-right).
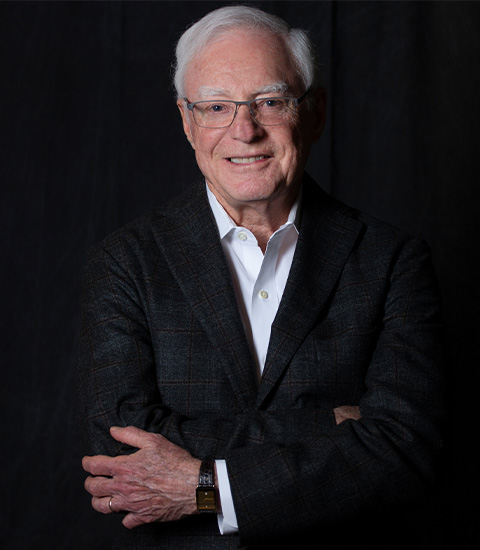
[{"x1": 184, "y1": 90, "x2": 310, "y2": 129}]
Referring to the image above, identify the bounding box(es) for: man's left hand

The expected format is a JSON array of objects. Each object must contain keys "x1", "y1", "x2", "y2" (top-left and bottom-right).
[{"x1": 82, "y1": 426, "x2": 201, "y2": 529}]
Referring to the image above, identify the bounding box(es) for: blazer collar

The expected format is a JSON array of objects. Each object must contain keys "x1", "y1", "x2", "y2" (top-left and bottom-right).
[
  {"x1": 256, "y1": 176, "x2": 364, "y2": 408},
  {"x1": 151, "y1": 182, "x2": 259, "y2": 407}
]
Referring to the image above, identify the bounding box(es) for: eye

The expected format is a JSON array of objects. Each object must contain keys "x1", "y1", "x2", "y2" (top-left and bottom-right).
[
  {"x1": 204, "y1": 102, "x2": 233, "y2": 115},
  {"x1": 257, "y1": 98, "x2": 287, "y2": 110}
]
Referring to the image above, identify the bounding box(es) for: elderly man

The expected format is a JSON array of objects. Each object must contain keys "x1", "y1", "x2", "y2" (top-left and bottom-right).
[{"x1": 79, "y1": 6, "x2": 445, "y2": 549}]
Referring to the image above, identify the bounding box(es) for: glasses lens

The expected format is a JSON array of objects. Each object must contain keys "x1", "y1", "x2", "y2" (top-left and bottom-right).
[
  {"x1": 253, "y1": 98, "x2": 296, "y2": 126},
  {"x1": 193, "y1": 101, "x2": 236, "y2": 128}
]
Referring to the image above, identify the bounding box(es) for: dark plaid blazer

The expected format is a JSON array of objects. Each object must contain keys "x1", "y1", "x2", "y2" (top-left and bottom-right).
[{"x1": 78, "y1": 177, "x2": 446, "y2": 549}]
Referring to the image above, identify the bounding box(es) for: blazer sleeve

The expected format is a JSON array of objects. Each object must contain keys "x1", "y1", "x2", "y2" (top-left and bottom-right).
[{"x1": 224, "y1": 236, "x2": 447, "y2": 545}]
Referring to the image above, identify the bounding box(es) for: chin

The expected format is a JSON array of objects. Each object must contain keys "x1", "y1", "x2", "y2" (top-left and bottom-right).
[{"x1": 230, "y1": 182, "x2": 278, "y2": 203}]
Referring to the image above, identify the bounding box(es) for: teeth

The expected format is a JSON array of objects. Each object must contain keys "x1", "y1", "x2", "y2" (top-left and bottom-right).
[{"x1": 229, "y1": 156, "x2": 266, "y2": 164}]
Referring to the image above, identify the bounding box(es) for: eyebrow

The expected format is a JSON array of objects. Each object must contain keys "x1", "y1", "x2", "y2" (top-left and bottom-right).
[
  {"x1": 196, "y1": 82, "x2": 290, "y2": 100},
  {"x1": 197, "y1": 87, "x2": 230, "y2": 99},
  {"x1": 255, "y1": 82, "x2": 290, "y2": 95}
]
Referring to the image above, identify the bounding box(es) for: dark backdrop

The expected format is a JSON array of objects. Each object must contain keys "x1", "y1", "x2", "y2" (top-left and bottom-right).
[{"x1": 1, "y1": 1, "x2": 478, "y2": 548}]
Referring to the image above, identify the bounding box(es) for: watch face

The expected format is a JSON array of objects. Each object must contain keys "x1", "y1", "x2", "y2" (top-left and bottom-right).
[{"x1": 196, "y1": 487, "x2": 217, "y2": 511}]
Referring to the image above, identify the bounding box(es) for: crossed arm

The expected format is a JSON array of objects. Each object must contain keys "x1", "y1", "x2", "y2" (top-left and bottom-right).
[
  {"x1": 79, "y1": 236, "x2": 445, "y2": 541},
  {"x1": 83, "y1": 407, "x2": 361, "y2": 529}
]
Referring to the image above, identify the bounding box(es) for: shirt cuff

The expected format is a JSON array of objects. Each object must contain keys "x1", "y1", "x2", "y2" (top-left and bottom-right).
[{"x1": 215, "y1": 459, "x2": 238, "y2": 534}]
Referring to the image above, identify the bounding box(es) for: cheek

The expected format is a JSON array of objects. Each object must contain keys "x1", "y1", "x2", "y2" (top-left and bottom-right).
[
  {"x1": 279, "y1": 135, "x2": 305, "y2": 170},
  {"x1": 191, "y1": 136, "x2": 211, "y2": 163},
  {"x1": 277, "y1": 124, "x2": 303, "y2": 154},
  {"x1": 193, "y1": 139, "x2": 222, "y2": 180},
  {"x1": 192, "y1": 130, "x2": 223, "y2": 160}
]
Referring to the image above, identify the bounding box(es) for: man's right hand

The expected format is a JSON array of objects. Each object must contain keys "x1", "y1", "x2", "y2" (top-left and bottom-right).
[{"x1": 333, "y1": 406, "x2": 361, "y2": 425}]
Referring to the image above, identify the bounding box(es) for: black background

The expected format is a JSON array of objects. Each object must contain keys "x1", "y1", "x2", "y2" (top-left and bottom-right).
[{"x1": 1, "y1": 1, "x2": 478, "y2": 548}]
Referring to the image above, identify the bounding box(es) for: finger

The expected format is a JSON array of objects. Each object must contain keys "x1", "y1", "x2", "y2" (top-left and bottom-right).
[
  {"x1": 108, "y1": 495, "x2": 123, "y2": 514},
  {"x1": 91, "y1": 495, "x2": 115, "y2": 515},
  {"x1": 346, "y1": 405, "x2": 361, "y2": 420},
  {"x1": 110, "y1": 425, "x2": 161, "y2": 450},
  {"x1": 122, "y1": 512, "x2": 147, "y2": 530},
  {"x1": 333, "y1": 405, "x2": 361, "y2": 425},
  {"x1": 84, "y1": 475, "x2": 114, "y2": 498},
  {"x1": 82, "y1": 454, "x2": 118, "y2": 476}
]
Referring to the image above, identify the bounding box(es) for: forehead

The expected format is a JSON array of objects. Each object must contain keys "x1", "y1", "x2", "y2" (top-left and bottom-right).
[{"x1": 184, "y1": 28, "x2": 302, "y2": 98}]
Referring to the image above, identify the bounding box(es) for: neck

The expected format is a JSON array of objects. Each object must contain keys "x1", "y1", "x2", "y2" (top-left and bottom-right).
[{"x1": 209, "y1": 184, "x2": 300, "y2": 253}]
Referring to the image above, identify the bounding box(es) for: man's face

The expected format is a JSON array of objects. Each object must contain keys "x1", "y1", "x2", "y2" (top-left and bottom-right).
[{"x1": 177, "y1": 29, "x2": 326, "y2": 215}]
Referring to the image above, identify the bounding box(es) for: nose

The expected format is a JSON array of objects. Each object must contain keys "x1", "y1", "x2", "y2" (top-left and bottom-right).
[{"x1": 229, "y1": 104, "x2": 265, "y2": 142}]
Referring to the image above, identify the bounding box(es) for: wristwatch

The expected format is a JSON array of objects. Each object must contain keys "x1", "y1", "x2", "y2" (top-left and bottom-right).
[{"x1": 196, "y1": 460, "x2": 217, "y2": 512}]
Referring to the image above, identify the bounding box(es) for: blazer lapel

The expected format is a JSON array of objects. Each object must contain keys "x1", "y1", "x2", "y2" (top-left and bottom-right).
[
  {"x1": 152, "y1": 182, "x2": 258, "y2": 407},
  {"x1": 257, "y1": 179, "x2": 363, "y2": 408}
]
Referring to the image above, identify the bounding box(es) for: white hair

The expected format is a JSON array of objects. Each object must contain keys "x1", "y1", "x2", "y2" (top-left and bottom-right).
[{"x1": 173, "y1": 5, "x2": 321, "y2": 100}]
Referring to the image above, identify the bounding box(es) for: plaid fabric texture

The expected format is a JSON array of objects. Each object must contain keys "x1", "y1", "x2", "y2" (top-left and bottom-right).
[{"x1": 78, "y1": 178, "x2": 445, "y2": 549}]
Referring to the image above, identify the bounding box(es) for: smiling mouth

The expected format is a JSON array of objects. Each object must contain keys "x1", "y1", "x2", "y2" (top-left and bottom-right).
[{"x1": 228, "y1": 155, "x2": 269, "y2": 164}]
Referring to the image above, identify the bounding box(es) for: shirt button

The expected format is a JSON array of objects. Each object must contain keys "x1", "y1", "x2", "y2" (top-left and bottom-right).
[
  {"x1": 238, "y1": 232, "x2": 247, "y2": 241},
  {"x1": 259, "y1": 290, "x2": 269, "y2": 300}
]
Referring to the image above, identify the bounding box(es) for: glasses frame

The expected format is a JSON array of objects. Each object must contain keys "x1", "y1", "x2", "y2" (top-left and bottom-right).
[{"x1": 184, "y1": 90, "x2": 310, "y2": 129}]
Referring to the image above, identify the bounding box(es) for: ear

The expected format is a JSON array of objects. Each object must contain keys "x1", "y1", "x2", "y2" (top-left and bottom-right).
[
  {"x1": 177, "y1": 99, "x2": 196, "y2": 150},
  {"x1": 310, "y1": 87, "x2": 327, "y2": 142}
]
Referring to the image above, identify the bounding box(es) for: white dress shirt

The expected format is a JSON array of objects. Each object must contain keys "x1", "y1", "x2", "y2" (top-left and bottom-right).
[{"x1": 206, "y1": 184, "x2": 300, "y2": 534}]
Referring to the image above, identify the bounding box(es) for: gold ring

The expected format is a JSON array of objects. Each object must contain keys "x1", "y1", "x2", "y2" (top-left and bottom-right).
[{"x1": 108, "y1": 496, "x2": 115, "y2": 513}]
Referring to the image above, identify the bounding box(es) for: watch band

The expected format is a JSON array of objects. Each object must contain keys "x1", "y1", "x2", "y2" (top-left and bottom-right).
[{"x1": 196, "y1": 460, "x2": 217, "y2": 512}]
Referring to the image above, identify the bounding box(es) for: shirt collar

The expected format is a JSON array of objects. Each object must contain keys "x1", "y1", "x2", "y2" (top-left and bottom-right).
[{"x1": 206, "y1": 183, "x2": 301, "y2": 240}]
